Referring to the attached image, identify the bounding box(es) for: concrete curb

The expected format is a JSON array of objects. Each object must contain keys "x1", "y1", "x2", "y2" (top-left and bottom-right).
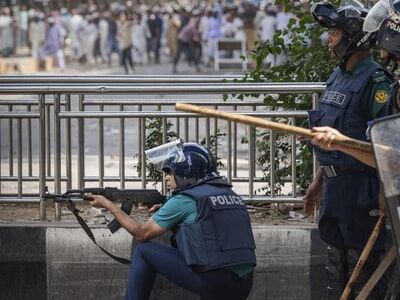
[{"x1": 0, "y1": 224, "x2": 327, "y2": 300}]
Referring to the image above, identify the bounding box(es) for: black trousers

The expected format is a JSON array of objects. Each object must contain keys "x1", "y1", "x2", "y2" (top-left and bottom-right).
[
  {"x1": 125, "y1": 241, "x2": 253, "y2": 300},
  {"x1": 326, "y1": 245, "x2": 387, "y2": 300},
  {"x1": 173, "y1": 40, "x2": 199, "y2": 70},
  {"x1": 121, "y1": 46, "x2": 134, "y2": 74}
]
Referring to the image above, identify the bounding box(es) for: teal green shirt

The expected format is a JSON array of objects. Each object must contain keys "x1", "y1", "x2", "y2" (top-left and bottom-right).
[
  {"x1": 152, "y1": 194, "x2": 197, "y2": 229},
  {"x1": 152, "y1": 193, "x2": 254, "y2": 277},
  {"x1": 343, "y1": 56, "x2": 392, "y2": 119}
]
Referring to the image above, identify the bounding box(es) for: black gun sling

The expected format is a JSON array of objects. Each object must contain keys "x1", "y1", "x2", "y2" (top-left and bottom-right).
[{"x1": 67, "y1": 200, "x2": 131, "y2": 265}]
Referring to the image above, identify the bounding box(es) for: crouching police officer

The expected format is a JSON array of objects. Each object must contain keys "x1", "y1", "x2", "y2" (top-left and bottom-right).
[
  {"x1": 88, "y1": 140, "x2": 256, "y2": 300},
  {"x1": 304, "y1": 1, "x2": 393, "y2": 299}
]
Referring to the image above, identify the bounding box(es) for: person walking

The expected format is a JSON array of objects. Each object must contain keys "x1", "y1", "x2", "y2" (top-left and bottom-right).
[
  {"x1": 29, "y1": 14, "x2": 45, "y2": 59},
  {"x1": 131, "y1": 13, "x2": 150, "y2": 65},
  {"x1": 117, "y1": 12, "x2": 134, "y2": 74},
  {"x1": 40, "y1": 16, "x2": 65, "y2": 71},
  {"x1": 172, "y1": 15, "x2": 201, "y2": 73}
]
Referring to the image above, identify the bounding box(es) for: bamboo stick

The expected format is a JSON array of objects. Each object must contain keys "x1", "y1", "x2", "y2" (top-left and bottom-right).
[{"x1": 175, "y1": 103, "x2": 373, "y2": 153}]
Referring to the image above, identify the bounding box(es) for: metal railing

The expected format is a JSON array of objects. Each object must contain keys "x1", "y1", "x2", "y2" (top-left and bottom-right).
[{"x1": 0, "y1": 76, "x2": 324, "y2": 221}]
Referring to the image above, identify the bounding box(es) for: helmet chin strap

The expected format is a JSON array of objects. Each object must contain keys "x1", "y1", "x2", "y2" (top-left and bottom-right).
[
  {"x1": 378, "y1": 53, "x2": 399, "y2": 75},
  {"x1": 335, "y1": 31, "x2": 369, "y2": 64}
]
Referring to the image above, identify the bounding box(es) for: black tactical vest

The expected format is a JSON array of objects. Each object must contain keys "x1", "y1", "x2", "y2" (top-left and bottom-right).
[
  {"x1": 172, "y1": 181, "x2": 256, "y2": 271},
  {"x1": 308, "y1": 61, "x2": 387, "y2": 168}
]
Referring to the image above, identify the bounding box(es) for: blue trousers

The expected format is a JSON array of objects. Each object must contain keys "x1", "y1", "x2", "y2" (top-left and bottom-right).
[{"x1": 125, "y1": 241, "x2": 253, "y2": 300}]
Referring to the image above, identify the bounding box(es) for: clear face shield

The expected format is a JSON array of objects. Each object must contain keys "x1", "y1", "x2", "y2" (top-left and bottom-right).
[
  {"x1": 144, "y1": 139, "x2": 185, "y2": 172},
  {"x1": 341, "y1": 0, "x2": 366, "y2": 16},
  {"x1": 371, "y1": 116, "x2": 400, "y2": 198},
  {"x1": 371, "y1": 115, "x2": 400, "y2": 254},
  {"x1": 363, "y1": 0, "x2": 399, "y2": 33}
]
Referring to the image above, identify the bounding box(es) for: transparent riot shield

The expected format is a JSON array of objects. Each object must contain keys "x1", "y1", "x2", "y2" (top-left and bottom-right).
[
  {"x1": 371, "y1": 115, "x2": 400, "y2": 300},
  {"x1": 371, "y1": 114, "x2": 400, "y2": 256}
]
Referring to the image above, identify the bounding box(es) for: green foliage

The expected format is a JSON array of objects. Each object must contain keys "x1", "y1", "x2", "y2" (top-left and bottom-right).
[
  {"x1": 237, "y1": 0, "x2": 341, "y2": 195},
  {"x1": 135, "y1": 118, "x2": 178, "y2": 184},
  {"x1": 200, "y1": 130, "x2": 226, "y2": 169}
]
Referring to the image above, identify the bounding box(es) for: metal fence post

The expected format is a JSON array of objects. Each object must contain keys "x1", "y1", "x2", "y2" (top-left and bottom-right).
[
  {"x1": 249, "y1": 126, "x2": 255, "y2": 198},
  {"x1": 8, "y1": 104, "x2": 13, "y2": 177},
  {"x1": 119, "y1": 104, "x2": 125, "y2": 189},
  {"x1": 78, "y1": 94, "x2": 85, "y2": 188},
  {"x1": 65, "y1": 94, "x2": 72, "y2": 190},
  {"x1": 27, "y1": 105, "x2": 32, "y2": 176},
  {"x1": 99, "y1": 104, "x2": 104, "y2": 187},
  {"x1": 140, "y1": 117, "x2": 146, "y2": 189},
  {"x1": 291, "y1": 117, "x2": 297, "y2": 197},
  {"x1": 312, "y1": 92, "x2": 320, "y2": 220},
  {"x1": 54, "y1": 94, "x2": 61, "y2": 221},
  {"x1": 39, "y1": 94, "x2": 46, "y2": 221},
  {"x1": 17, "y1": 117, "x2": 22, "y2": 198}
]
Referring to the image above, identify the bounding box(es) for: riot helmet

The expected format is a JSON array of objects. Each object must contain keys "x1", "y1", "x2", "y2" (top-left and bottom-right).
[
  {"x1": 363, "y1": 0, "x2": 400, "y2": 59},
  {"x1": 145, "y1": 139, "x2": 219, "y2": 190},
  {"x1": 312, "y1": 1, "x2": 375, "y2": 58}
]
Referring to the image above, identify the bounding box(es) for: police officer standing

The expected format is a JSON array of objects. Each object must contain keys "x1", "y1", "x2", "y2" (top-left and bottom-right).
[
  {"x1": 310, "y1": 0, "x2": 400, "y2": 168},
  {"x1": 88, "y1": 140, "x2": 256, "y2": 300},
  {"x1": 304, "y1": 1, "x2": 393, "y2": 299},
  {"x1": 310, "y1": 1, "x2": 400, "y2": 299}
]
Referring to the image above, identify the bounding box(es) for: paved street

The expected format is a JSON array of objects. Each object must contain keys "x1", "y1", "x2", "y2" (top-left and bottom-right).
[{"x1": 28, "y1": 53, "x2": 245, "y2": 76}]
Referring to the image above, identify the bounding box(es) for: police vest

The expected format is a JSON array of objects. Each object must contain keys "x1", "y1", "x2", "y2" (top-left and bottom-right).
[
  {"x1": 173, "y1": 182, "x2": 256, "y2": 272},
  {"x1": 308, "y1": 62, "x2": 387, "y2": 168}
]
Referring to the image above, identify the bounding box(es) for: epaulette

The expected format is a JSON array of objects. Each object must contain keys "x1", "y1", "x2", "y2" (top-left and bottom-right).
[{"x1": 372, "y1": 71, "x2": 389, "y2": 84}]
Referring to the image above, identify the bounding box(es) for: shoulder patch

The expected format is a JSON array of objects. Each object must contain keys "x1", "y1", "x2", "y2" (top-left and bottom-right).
[
  {"x1": 375, "y1": 90, "x2": 389, "y2": 104},
  {"x1": 372, "y1": 72, "x2": 388, "y2": 84}
]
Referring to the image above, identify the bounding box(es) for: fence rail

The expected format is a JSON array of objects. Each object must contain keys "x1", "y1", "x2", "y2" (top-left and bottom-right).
[{"x1": 0, "y1": 76, "x2": 323, "y2": 221}]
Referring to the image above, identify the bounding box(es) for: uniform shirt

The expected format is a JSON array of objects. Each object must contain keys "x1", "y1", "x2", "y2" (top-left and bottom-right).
[
  {"x1": 153, "y1": 193, "x2": 253, "y2": 278},
  {"x1": 342, "y1": 56, "x2": 392, "y2": 119}
]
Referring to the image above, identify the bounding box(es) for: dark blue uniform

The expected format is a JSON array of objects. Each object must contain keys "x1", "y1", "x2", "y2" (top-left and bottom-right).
[
  {"x1": 308, "y1": 56, "x2": 392, "y2": 299},
  {"x1": 309, "y1": 57, "x2": 390, "y2": 250},
  {"x1": 177, "y1": 182, "x2": 256, "y2": 271}
]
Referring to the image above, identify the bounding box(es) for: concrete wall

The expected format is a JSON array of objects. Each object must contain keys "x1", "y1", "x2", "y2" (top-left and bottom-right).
[{"x1": 0, "y1": 223, "x2": 328, "y2": 300}]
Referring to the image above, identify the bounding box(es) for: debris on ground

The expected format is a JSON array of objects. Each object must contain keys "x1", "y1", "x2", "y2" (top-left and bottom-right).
[{"x1": 0, "y1": 202, "x2": 315, "y2": 226}]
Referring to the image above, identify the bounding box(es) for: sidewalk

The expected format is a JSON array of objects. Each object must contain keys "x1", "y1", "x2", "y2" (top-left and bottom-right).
[{"x1": 0, "y1": 54, "x2": 245, "y2": 76}]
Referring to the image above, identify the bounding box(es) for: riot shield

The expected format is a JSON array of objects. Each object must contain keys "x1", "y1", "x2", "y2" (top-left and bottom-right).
[
  {"x1": 371, "y1": 114, "x2": 400, "y2": 255},
  {"x1": 371, "y1": 115, "x2": 400, "y2": 300}
]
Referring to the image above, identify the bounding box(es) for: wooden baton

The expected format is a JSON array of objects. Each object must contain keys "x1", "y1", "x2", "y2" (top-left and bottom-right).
[
  {"x1": 175, "y1": 103, "x2": 373, "y2": 153},
  {"x1": 340, "y1": 213, "x2": 386, "y2": 300},
  {"x1": 355, "y1": 246, "x2": 397, "y2": 300}
]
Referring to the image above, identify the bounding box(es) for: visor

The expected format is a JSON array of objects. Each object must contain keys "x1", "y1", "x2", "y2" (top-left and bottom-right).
[
  {"x1": 340, "y1": 0, "x2": 366, "y2": 17},
  {"x1": 145, "y1": 139, "x2": 185, "y2": 172},
  {"x1": 363, "y1": 0, "x2": 394, "y2": 32},
  {"x1": 341, "y1": 0, "x2": 366, "y2": 11}
]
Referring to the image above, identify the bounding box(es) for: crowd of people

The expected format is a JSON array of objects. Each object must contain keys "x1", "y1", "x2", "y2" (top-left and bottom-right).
[{"x1": 0, "y1": 1, "x2": 295, "y2": 73}]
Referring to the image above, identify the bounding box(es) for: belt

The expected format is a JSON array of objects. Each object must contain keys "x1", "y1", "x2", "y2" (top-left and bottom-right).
[{"x1": 321, "y1": 165, "x2": 366, "y2": 178}]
